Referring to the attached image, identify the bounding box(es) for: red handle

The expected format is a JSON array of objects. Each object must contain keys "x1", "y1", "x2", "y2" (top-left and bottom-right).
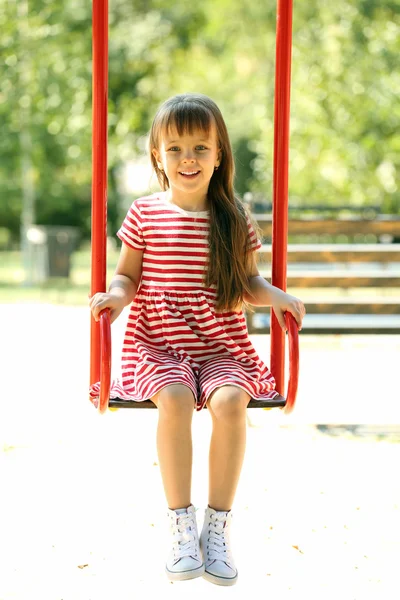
[
  {"x1": 98, "y1": 308, "x2": 111, "y2": 414},
  {"x1": 283, "y1": 311, "x2": 299, "y2": 414}
]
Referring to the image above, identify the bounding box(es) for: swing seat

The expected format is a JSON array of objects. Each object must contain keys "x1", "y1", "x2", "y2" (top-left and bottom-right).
[
  {"x1": 107, "y1": 396, "x2": 287, "y2": 410},
  {"x1": 92, "y1": 310, "x2": 299, "y2": 415}
]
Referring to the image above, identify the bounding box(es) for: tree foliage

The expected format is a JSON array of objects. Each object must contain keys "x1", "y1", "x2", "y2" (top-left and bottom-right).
[{"x1": 0, "y1": 0, "x2": 399, "y2": 242}]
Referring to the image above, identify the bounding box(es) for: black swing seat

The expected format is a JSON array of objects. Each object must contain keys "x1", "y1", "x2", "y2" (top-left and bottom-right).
[{"x1": 108, "y1": 395, "x2": 287, "y2": 409}]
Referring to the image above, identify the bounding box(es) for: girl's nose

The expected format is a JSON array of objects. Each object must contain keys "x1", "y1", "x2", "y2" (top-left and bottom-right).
[{"x1": 182, "y1": 151, "x2": 196, "y2": 162}]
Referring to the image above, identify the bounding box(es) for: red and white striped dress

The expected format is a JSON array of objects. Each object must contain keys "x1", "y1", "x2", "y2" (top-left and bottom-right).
[{"x1": 90, "y1": 191, "x2": 278, "y2": 410}]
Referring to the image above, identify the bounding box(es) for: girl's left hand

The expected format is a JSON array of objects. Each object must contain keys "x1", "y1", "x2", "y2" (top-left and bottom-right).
[{"x1": 270, "y1": 288, "x2": 306, "y2": 332}]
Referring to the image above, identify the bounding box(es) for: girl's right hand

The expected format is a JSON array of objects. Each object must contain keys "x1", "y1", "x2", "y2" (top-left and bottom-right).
[{"x1": 89, "y1": 292, "x2": 126, "y2": 324}]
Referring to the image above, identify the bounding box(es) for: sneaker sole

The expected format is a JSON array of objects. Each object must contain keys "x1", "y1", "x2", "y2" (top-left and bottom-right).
[
  {"x1": 165, "y1": 563, "x2": 205, "y2": 581},
  {"x1": 203, "y1": 570, "x2": 238, "y2": 586}
]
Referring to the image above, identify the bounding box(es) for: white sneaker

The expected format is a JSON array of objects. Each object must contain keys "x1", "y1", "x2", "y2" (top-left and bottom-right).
[
  {"x1": 200, "y1": 506, "x2": 238, "y2": 586},
  {"x1": 165, "y1": 505, "x2": 205, "y2": 581}
]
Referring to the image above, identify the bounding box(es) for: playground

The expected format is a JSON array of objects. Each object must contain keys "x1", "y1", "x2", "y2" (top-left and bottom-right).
[
  {"x1": 0, "y1": 303, "x2": 399, "y2": 600},
  {"x1": 2, "y1": 0, "x2": 399, "y2": 597}
]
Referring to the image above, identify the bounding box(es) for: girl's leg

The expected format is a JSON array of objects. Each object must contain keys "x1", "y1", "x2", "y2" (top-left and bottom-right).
[
  {"x1": 206, "y1": 386, "x2": 250, "y2": 511},
  {"x1": 152, "y1": 385, "x2": 204, "y2": 581},
  {"x1": 151, "y1": 384, "x2": 195, "y2": 510},
  {"x1": 199, "y1": 386, "x2": 250, "y2": 586}
]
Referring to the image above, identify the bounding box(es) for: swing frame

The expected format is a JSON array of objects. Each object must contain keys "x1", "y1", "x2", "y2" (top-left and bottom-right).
[{"x1": 89, "y1": 0, "x2": 299, "y2": 415}]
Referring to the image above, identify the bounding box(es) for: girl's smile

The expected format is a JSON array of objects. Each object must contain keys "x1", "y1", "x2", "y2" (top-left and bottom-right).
[{"x1": 179, "y1": 170, "x2": 200, "y2": 179}]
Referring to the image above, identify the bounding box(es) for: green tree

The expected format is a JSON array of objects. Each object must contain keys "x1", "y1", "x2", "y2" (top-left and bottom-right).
[{"x1": 0, "y1": 0, "x2": 399, "y2": 244}]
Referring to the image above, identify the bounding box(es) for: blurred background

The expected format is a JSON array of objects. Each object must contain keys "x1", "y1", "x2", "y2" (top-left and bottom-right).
[
  {"x1": 1, "y1": 4, "x2": 400, "y2": 597},
  {"x1": 0, "y1": 0, "x2": 399, "y2": 311}
]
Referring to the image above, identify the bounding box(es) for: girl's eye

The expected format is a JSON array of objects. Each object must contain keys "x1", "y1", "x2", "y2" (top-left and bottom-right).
[{"x1": 167, "y1": 145, "x2": 208, "y2": 152}]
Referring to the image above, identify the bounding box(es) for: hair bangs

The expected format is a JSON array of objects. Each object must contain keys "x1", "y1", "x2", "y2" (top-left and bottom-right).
[{"x1": 159, "y1": 101, "x2": 214, "y2": 140}]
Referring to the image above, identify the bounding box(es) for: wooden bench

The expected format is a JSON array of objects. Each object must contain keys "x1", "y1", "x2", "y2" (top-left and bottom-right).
[{"x1": 247, "y1": 216, "x2": 400, "y2": 334}]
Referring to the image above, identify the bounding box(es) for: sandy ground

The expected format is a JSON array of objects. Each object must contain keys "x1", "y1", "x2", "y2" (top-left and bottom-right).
[{"x1": 0, "y1": 304, "x2": 399, "y2": 600}]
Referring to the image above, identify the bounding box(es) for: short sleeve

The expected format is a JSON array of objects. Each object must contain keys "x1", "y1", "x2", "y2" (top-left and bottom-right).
[
  {"x1": 117, "y1": 201, "x2": 145, "y2": 250},
  {"x1": 245, "y1": 212, "x2": 262, "y2": 252}
]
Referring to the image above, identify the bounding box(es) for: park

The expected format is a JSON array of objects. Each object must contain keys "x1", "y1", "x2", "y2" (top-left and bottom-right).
[{"x1": 1, "y1": 1, "x2": 399, "y2": 598}]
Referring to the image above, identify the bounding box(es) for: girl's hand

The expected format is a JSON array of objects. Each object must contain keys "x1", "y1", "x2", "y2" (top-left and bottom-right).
[
  {"x1": 89, "y1": 292, "x2": 126, "y2": 324},
  {"x1": 270, "y1": 288, "x2": 306, "y2": 332}
]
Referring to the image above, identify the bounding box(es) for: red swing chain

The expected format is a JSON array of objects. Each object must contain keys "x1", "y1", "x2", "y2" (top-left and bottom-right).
[
  {"x1": 271, "y1": 0, "x2": 298, "y2": 410},
  {"x1": 90, "y1": 0, "x2": 110, "y2": 413}
]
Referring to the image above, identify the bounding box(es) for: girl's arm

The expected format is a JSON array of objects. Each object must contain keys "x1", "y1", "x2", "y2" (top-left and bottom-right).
[
  {"x1": 109, "y1": 242, "x2": 143, "y2": 304},
  {"x1": 243, "y1": 252, "x2": 306, "y2": 331},
  {"x1": 90, "y1": 243, "x2": 143, "y2": 323}
]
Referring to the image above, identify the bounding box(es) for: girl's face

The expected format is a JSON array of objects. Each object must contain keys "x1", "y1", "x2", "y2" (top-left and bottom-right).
[{"x1": 152, "y1": 122, "x2": 221, "y2": 205}]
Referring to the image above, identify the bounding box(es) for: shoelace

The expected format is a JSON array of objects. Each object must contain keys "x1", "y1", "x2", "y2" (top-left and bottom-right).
[
  {"x1": 171, "y1": 512, "x2": 198, "y2": 561},
  {"x1": 206, "y1": 513, "x2": 233, "y2": 563}
]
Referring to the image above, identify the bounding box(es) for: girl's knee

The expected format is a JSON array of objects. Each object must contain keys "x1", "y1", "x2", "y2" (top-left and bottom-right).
[
  {"x1": 207, "y1": 386, "x2": 250, "y2": 422},
  {"x1": 152, "y1": 384, "x2": 195, "y2": 418}
]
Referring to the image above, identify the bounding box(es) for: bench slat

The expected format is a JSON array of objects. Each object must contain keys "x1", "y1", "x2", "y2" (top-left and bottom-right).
[
  {"x1": 254, "y1": 216, "x2": 400, "y2": 237},
  {"x1": 257, "y1": 271, "x2": 400, "y2": 287},
  {"x1": 250, "y1": 300, "x2": 400, "y2": 315},
  {"x1": 247, "y1": 313, "x2": 400, "y2": 335},
  {"x1": 258, "y1": 244, "x2": 400, "y2": 263}
]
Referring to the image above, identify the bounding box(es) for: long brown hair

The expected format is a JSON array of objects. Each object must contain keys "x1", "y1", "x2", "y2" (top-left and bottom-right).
[{"x1": 149, "y1": 93, "x2": 259, "y2": 311}]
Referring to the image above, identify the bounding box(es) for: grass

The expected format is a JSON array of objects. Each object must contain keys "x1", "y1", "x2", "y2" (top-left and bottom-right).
[{"x1": 0, "y1": 247, "x2": 120, "y2": 305}]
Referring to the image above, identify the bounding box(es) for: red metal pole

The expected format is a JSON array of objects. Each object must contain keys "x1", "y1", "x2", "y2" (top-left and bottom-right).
[
  {"x1": 90, "y1": 0, "x2": 108, "y2": 386},
  {"x1": 271, "y1": 0, "x2": 293, "y2": 394}
]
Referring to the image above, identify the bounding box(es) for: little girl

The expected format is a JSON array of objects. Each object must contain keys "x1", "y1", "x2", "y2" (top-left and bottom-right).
[{"x1": 90, "y1": 93, "x2": 305, "y2": 586}]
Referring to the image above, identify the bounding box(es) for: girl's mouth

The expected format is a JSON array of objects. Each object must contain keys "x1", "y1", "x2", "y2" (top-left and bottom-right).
[{"x1": 179, "y1": 171, "x2": 200, "y2": 179}]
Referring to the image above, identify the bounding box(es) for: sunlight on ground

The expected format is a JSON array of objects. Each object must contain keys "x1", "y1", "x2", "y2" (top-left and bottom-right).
[{"x1": 0, "y1": 305, "x2": 399, "y2": 599}]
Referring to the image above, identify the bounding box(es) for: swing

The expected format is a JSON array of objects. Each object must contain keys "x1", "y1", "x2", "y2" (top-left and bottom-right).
[{"x1": 89, "y1": 0, "x2": 299, "y2": 415}]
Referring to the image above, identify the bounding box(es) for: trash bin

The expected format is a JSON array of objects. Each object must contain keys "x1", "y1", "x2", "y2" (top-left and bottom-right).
[
  {"x1": 23, "y1": 225, "x2": 80, "y2": 283},
  {"x1": 45, "y1": 227, "x2": 80, "y2": 277}
]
